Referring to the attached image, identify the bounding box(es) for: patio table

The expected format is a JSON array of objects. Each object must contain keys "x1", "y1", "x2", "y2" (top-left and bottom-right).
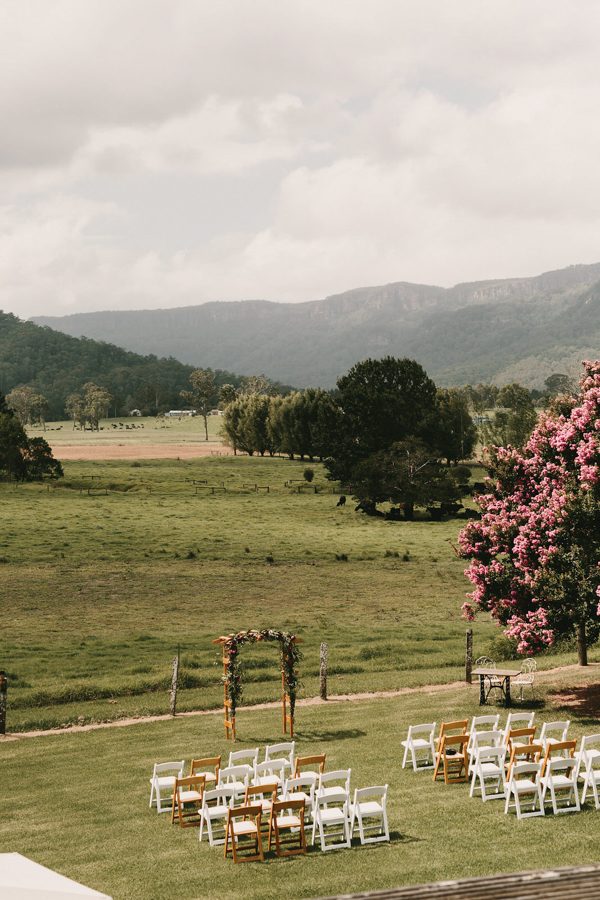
[{"x1": 471, "y1": 667, "x2": 521, "y2": 707}]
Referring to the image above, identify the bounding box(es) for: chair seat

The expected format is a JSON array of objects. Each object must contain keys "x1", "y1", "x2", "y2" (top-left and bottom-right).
[
  {"x1": 179, "y1": 790, "x2": 202, "y2": 803},
  {"x1": 319, "y1": 808, "x2": 347, "y2": 825},
  {"x1": 401, "y1": 738, "x2": 431, "y2": 749},
  {"x1": 276, "y1": 814, "x2": 302, "y2": 828},
  {"x1": 546, "y1": 775, "x2": 574, "y2": 789},
  {"x1": 151, "y1": 775, "x2": 176, "y2": 788},
  {"x1": 205, "y1": 805, "x2": 229, "y2": 818},
  {"x1": 513, "y1": 779, "x2": 538, "y2": 793},
  {"x1": 222, "y1": 780, "x2": 246, "y2": 792},
  {"x1": 480, "y1": 763, "x2": 503, "y2": 776},
  {"x1": 254, "y1": 775, "x2": 282, "y2": 787},
  {"x1": 319, "y1": 786, "x2": 348, "y2": 800},
  {"x1": 232, "y1": 821, "x2": 259, "y2": 836},
  {"x1": 353, "y1": 801, "x2": 383, "y2": 816}
]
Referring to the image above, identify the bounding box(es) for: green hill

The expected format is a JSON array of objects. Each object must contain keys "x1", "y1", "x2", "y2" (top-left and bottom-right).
[
  {"x1": 0, "y1": 311, "x2": 249, "y2": 419},
  {"x1": 32, "y1": 262, "x2": 600, "y2": 388}
]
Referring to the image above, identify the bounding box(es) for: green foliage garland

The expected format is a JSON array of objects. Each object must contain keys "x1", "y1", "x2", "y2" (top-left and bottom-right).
[{"x1": 222, "y1": 629, "x2": 302, "y2": 716}]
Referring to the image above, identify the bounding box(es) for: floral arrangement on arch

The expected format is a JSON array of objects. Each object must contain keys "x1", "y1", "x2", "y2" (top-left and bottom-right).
[
  {"x1": 222, "y1": 628, "x2": 302, "y2": 716},
  {"x1": 458, "y1": 360, "x2": 600, "y2": 660}
]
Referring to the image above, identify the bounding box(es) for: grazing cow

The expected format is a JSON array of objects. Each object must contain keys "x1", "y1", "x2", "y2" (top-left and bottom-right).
[{"x1": 336, "y1": 495, "x2": 346, "y2": 507}]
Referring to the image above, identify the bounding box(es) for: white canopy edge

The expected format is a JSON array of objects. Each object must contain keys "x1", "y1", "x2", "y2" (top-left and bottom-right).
[{"x1": 0, "y1": 854, "x2": 112, "y2": 899}]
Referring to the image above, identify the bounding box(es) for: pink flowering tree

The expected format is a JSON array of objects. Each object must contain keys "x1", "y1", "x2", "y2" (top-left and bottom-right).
[{"x1": 458, "y1": 361, "x2": 600, "y2": 666}]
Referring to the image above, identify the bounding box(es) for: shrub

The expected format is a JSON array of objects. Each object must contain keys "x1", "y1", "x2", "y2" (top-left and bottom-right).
[
  {"x1": 303, "y1": 467, "x2": 315, "y2": 483},
  {"x1": 487, "y1": 635, "x2": 520, "y2": 661}
]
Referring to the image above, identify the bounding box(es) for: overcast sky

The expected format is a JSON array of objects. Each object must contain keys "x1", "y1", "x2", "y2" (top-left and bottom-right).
[{"x1": 2, "y1": 1, "x2": 600, "y2": 319}]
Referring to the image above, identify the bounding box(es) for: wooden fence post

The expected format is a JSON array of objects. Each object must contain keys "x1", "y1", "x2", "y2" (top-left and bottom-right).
[
  {"x1": 0, "y1": 671, "x2": 7, "y2": 735},
  {"x1": 169, "y1": 649, "x2": 180, "y2": 716},
  {"x1": 320, "y1": 642, "x2": 328, "y2": 700},
  {"x1": 465, "y1": 629, "x2": 473, "y2": 684}
]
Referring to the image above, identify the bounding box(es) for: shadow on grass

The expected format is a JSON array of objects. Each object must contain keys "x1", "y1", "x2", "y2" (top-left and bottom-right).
[
  {"x1": 548, "y1": 683, "x2": 600, "y2": 721},
  {"x1": 297, "y1": 728, "x2": 368, "y2": 742}
]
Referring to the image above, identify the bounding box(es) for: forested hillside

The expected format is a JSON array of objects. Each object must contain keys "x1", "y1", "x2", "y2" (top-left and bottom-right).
[
  {"x1": 33, "y1": 263, "x2": 600, "y2": 388},
  {"x1": 0, "y1": 312, "x2": 248, "y2": 419}
]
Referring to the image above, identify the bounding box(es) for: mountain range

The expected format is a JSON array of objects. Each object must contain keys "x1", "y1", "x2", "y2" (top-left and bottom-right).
[{"x1": 32, "y1": 263, "x2": 600, "y2": 388}]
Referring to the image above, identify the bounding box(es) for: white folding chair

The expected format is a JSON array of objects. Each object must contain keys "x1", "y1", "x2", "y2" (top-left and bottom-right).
[
  {"x1": 253, "y1": 759, "x2": 286, "y2": 789},
  {"x1": 149, "y1": 760, "x2": 184, "y2": 813},
  {"x1": 228, "y1": 747, "x2": 259, "y2": 768},
  {"x1": 469, "y1": 745, "x2": 507, "y2": 801},
  {"x1": 513, "y1": 658, "x2": 536, "y2": 701},
  {"x1": 579, "y1": 734, "x2": 600, "y2": 809},
  {"x1": 317, "y1": 769, "x2": 351, "y2": 801},
  {"x1": 504, "y1": 761, "x2": 545, "y2": 819},
  {"x1": 474, "y1": 656, "x2": 503, "y2": 699},
  {"x1": 540, "y1": 720, "x2": 570, "y2": 751},
  {"x1": 401, "y1": 722, "x2": 436, "y2": 771},
  {"x1": 265, "y1": 741, "x2": 295, "y2": 776},
  {"x1": 283, "y1": 775, "x2": 317, "y2": 821},
  {"x1": 469, "y1": 729, "x2": 504, "y2": 772},
  {"x1": 199, "y1": 785, "x2": 236, "y2": 845},
  {"x1": 502, "y1": 711, "x2": 535, "y2": 741},
  {"x1": 467, "y1": 717, "x2": 501, "y2": 770},
  {"x1": 217, "y1": 764, "x2": 253, "y2": 803},
  {"x1": 350, "y1": 786, "x2": 389, "y2": 845},
  {"x1": 311, "y1": 789, "x2": 351, "y2": 851},
  {"x1": 541, "y1": 757, "x2": 580, "y2": 814}
]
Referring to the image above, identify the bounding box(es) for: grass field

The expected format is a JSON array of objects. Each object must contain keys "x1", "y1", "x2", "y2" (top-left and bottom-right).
[
  {"x1": 3, "y1": 677, "x2": 600, "y2": 900},
  {"x1": 2, "y1": 443, "x2": 594, "y2": 733},
  {"x1": 3, "y1": 428, "x2": 599, "y2": 898}
]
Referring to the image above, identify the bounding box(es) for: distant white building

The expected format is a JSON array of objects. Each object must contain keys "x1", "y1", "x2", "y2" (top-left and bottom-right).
[
  {"x1": 129, "y1": 409, "x2": 142, "y2": 416},
  {"x1": 165, "y1": 409, "x2": 196, "y2": 417}
]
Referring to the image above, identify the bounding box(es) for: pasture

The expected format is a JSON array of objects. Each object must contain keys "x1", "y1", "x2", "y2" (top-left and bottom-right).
[
  {"x1": 1, "y1": 443, "x2": 594, "y2": 733},
  {"x1": 3, "y1": 430, "x2": 600, "y2": 898}
]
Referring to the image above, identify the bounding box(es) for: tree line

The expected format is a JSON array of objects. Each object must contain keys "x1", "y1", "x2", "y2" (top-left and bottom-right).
[{"x1": 0, "y1": 311, "x2": 289, "y2": 420}]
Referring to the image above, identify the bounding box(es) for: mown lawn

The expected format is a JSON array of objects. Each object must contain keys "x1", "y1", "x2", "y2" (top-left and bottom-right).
[
  {"x1": 2, "y1": 678, "x2": 600, "y2": 900},
  {"x1": 1, "y1": 454, "x2": 593, "y2": 732}
]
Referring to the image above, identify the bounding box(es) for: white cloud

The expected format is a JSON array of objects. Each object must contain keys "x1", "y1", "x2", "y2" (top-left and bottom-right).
[{"x1": 2, "y1": 1, "x2": 600, "y2": 317}]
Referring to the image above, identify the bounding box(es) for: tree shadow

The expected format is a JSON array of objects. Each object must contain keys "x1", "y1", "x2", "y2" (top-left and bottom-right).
[
  {"x1": 548, "y1": 683, "x2": 600, "y2": 721},
  {"x1": 235, "y1": 727, "x2": 367, "y2": 745},
  {"x1": 297, "y1": 728, "x2": 367, "y2": 741}
]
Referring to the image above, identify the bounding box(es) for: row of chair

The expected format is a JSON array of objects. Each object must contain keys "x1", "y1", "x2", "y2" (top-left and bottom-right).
[
  {"x1": 401, "y1": 713, "x2": 570, "y2": 773},
  {"x1": 402, "y1": 714, "x2": 600, "y2": 820},
  {"x1": 198, "y1": 781, "x2": 390, "y2": 859},
  {"x1": 149, "y1": 744, "x2": 390, "y2": 858}
]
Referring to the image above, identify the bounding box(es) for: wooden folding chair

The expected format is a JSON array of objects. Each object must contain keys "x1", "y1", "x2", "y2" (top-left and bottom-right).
[
  {"x1": 540, "y1": 739, "x2": 576, "y2": 776},
  {"x1": 224, "y1": 804, "x2": 264, "y2": 863},
  {"x1": 506, "y1": 726, "x2": 536, "y2": 756},
  {"x1": 435, "y1": 720, "x2": 469, "y2": 752},
  {"x1": 294, "y1": 754, "x2": 326, "y2": 777},
  {"x1": 433, "y1": 734, "x2": 469, "y2": 784},
  {"x1": 268, "y1": 798, "x2": 307, "y2": 857},
  {"x1": 244, "y1": 782, "x2": 279, "y2": 822},
  {"x1": 171, "y1": 774, "x2": 206, "y2": 827},
  {"x1": 506, "y1": 742, "x2": 542, "y2": 780},
  {"x1": 189, "y1": 756, "x2": 221, "y2": 785}
]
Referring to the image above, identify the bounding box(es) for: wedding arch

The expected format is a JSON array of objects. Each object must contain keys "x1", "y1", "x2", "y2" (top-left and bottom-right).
[{"x1": 213, "y1": 629, "x2": 302, "y2": 741}]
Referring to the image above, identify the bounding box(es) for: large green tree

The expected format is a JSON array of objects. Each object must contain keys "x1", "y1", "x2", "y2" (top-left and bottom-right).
[
  {"x1": 351, "y1": 438, "x2": 465, "y2": 520},
  {"x1": 433, "y1": 388, "x2": 477, "y2": 464},
  {"x1": 324, "y1": 357, "x2": 438, "y2": 485},
  {"x1": 0, "y1": 393, "x2": 62, "y2": 481}
]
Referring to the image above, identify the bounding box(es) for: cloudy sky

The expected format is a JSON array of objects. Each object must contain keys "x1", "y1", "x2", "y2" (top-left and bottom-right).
[{"x1": 2, "y1": 1, "x2": 600, "y2": 318}]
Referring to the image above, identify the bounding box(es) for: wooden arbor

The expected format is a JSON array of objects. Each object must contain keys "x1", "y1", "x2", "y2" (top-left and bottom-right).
[{"x1": 214, "y1": 630, "x2": 302, "y2": 741}]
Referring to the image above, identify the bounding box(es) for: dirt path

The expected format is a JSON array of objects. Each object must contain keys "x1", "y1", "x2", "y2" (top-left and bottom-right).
[
  {"x1": 52, "y1": 442, "x2": 234, "y2": 460},
  {"x1": 3, "y1": 663, "x2": 591, "y2": 742}
]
